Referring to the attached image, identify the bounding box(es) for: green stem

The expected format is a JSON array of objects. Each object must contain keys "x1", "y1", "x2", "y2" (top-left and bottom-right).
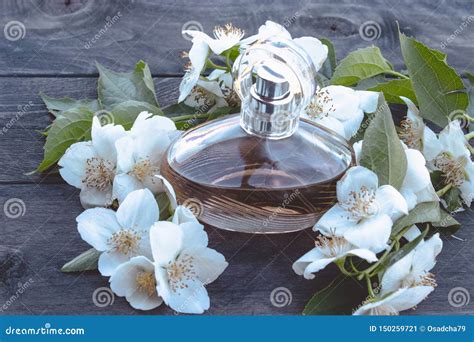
[
  {"x1": 366, "y1": 274, "x2": 375, "y2": 297},
  {"x1": 436, "y1": 183, "x2": 452, "y2": 197},
  {"x1": 465, "y1": 132, "x2": 474, "y2": 140},
  {"x1": 349, "y1": 257, "x2": 361, "y2": 273},
  {"x1": 336, "y1": 260, "x2": 359, "y2": 277},
  {"x1": 224, "y1": 50, "x2": 232, "y2": 71},
  {"x1": 206, "y1": 59, "x2": 227, "y2": 71},
  {"x1": 384, "y1": 70, "x2": 409, "y2": 79}
]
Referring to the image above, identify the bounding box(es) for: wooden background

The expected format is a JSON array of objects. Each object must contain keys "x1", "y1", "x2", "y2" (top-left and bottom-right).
[{"x1": 0, "y1": 0, "x2": 473, "y2": 315}]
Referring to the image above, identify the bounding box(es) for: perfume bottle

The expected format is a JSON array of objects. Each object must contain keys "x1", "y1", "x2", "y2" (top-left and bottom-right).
[{"x1": 162, "y1": 38, "x2": 353, "y2": 233}]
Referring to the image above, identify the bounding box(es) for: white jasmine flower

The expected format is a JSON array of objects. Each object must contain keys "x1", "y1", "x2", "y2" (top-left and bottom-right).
[
  {"x1": 150, "y1": 220, "x2": 228, "y2": 314},
  {"x1": 178, "y1": 37, "x2": 209, "y2": 102},
  {"x1": 109, "y1": 256, "x2": 163, "y2": 310},
  {"x1": 184, "y1": 23, "x2": 244, "y2": 55},
  {"x1": 398, "y1": 96, "x2": 441, "y2": 161},
  {"x1": 302, "y1": 86, "x2": 379, "y2": 140},
  {"x1": 113, "y1": 112, "x2": 177, "y2": 203},
  {"x1": 76, "y1": 188, "x2": 159, "y2": 276},
  {"x1": 431, "y1": 121, "x2": 474, "y2": 206},
  {"x1": 314, "y1": 166, "x2": 408, "y2": 253},
  {"x1": 58, "y1": 117, "x2": 126, "y2": 208},
  {"x1": 353, "y1": 140, "x2": 438, "y2": 211},
  {"x1": 354, "y1": 233, "x2": 442, "y2": 315},
  {"x1": 240, "y1": 20, "x2": 292, "y2": 47},
  {"x1": 293, "y1": 235, "x2": 377, "y2": 279},
  {"x1": 241, "y1": 21, "x2": 328, "y2": 72}
]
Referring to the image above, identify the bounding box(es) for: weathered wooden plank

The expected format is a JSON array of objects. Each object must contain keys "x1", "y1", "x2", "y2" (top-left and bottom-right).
[
  {"x1": 0, "y1": 184, "x2": 472, "y2": 315},
  {"x1": 0, "y1": 77, "x2": 180, "y2": 183},
  {"x1": 0, "y1": 0, "x2": 472, "y2": 76}
]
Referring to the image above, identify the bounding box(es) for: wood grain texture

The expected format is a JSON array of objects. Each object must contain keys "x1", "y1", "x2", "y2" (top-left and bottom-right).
[
  {"x1": 0, "y1": 0, "x2": 473, "y2": 76},
  {"x1": 0, "y1": 0, "x2": 473, "y2": 316}
]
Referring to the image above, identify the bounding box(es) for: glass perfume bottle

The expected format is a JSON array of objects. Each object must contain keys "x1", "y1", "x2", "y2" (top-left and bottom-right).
[{"x1": 162, "y1": 38, "x2": 353, "y2": 233}]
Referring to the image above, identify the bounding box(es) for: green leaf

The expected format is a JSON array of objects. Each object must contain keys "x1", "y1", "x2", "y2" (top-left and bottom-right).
[
  {"x1": 368, "y1": 79, "x2": 418, "y2": 105},
  {"x1": 359, "y1": 94, "x2": 407, "y2": 189},
  {"x1": 319, "y1": 38, "x2": 336, "y2": 79},
  {"x1": 97, "y1": 60, "x2": 158, "y2": 109},
  {"x1": 443, "y1": 187, "x2": 463, "y2": 213},
  {"x1": 36, "y1": 107, "x2": 94, "y2": 172},
  {"x1": 399, "y1": 32, "x2": 468, "y2": 127},
  {"x1": 109, "y1": 100, "x2": 163, "y2": 129},
  {"x1": 61, "y1": 248, "x2": 100, "y2": 272},
  {"x1": 162, "y1": 103, "x2": 198, "y2": 118},
  {"x1": 303, "y1": 276, "x2": 367, "y2": 315},
  {"x1": 432, "y1": 209, "x2": 461, "y2": 234},
  {"x1": 41, "y1": 93, "x2": 100, "y2": 117},
  {"x1": 391, "y1": 201, "x2": 441, "y2": 237},
  {"x1": 375, "y1": 228, "x2": 428, "y2": 277},
  {"x1": 331, "y1": 46, "x2": 393, "y2": 86}
]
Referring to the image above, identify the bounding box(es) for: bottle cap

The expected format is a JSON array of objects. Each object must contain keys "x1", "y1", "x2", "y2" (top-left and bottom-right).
[{"x1": 233, "y1": 37, "x2": 317, "y2": 139}]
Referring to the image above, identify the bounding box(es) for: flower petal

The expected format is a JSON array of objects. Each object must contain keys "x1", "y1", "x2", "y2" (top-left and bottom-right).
[
  {"x1": 149, "y1": 221, "x2": 183, "y2": 265},
  {"x1": 411, "y1": 233, "x2": 443, "y2": 278},
  {"x1": 172, "y1": 206, "x2": 198, "y2": 225},
  {"x1": 344, "y1": 248, "x2": 378, "y2": 264},
  {"x1": 76, "y1": 208, "x2": 120, "y2": 251},
  {"x1": 116, "y1": 189, "x2": 159, "y2": 231},
  {"x1": 80, "y1": 186, "x2": 113, "y2": 208},
  {"x1": 58, "y1": 141, "x2": 95, "y2": 188},
  {"x1": 292, "y1": 247, "x2": 333, "y2": 279},
  {"x1": 91, "y1": 116, "x2": 126, "y2": 161},
  {"x1": 113, "y1": 173, "x2": 143, "y2": 204},
  {"x1": 314, "y1": 204, "x2": 358, "y2": 236},
  {"x1": 387, "y1": 286, "x2": 434, "y2": 312},
  {"x1": 178, "y1": 38, "x2": 209, "y2": 102},
  {"x1": 340, "y1": 108, "x2": 364, "y2": 139},
  {"x1": 375, "y1": 185, "x2": 408, "y2": 221},
  {"x1": 438, "y1": 121, "x2": 470, "y2": 159},
  {"x1": 180, "y1": 221, "x2": 208, "y2": 250},
  {"x1": 154, "y1": 175, "x2": 177, "y2": 209},
  {"x1": 190, "y1": 247, "x2": 228, "y2": 284},
  {"x1": 324, "y1": 86, "x2": 359, "y2": 120},
  {"x1": 402, "y1": 149, "x2": 431, "y2": 193},
  {"x1": 337, "y1": 166, "x2": 379, "y2": 203},
  {"x1": 356, "y1": 90, "x2": 379, "y2": 113},
  {"x1": 158, "y1": 270, "x2": 210, "y2": 314},
  {"x1": 115, "y1": 136, "x2": 136, "y2": 173},
  {"x1": 292, "y1": 37, "x2": 328, "y2": 71},
  {"x1": 109, "y1": 256, "x2": 163, "y2": 311},
  {"x1": 343, "y1": 214, "x2": 392, "y2": 253},
  {"x1": 381, "y1": 251, "x2": 414, "y2": 294},
  {"x1": 98, "y1": 250, "x2": 130, "y2": 276}
]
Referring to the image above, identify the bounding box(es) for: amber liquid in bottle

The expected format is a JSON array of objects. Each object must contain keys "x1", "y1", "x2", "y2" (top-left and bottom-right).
[{"x1": 161, "y1": 115, "x2": 352, "y2": 233}]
